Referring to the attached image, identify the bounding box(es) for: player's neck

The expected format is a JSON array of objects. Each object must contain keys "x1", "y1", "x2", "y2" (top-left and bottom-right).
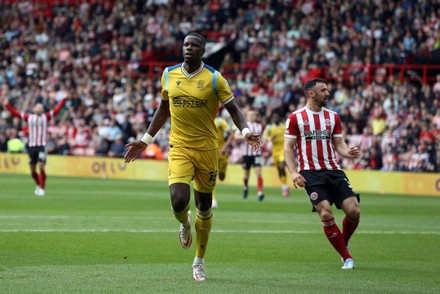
[
  {"x1": 182, "y1": 60, "x2": 203, "y2": 74},
  {"x1": 305, "y1": 102, "x2": 323, "y2": 113}
]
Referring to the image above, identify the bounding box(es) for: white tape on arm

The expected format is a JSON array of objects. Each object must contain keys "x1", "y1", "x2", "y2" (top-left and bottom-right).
[
  {"x1": 140, "y1": 133, "x2": 153, "y2": 145},
  {"x1": 241, "y1": 128, "x2": 250, "y2": 137}
]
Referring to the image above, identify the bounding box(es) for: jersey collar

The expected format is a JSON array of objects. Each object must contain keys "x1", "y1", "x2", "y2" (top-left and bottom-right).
[{"x1": 181, "y1": 62, "x2": 204, "y2": 79}]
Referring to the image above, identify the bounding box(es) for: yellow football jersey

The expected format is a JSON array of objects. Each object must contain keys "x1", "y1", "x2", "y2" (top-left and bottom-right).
[
  {"x1": 264, "y1": 122, "x2": 285, "y2": 152},
  {"x1": 215, "y1": 117, "x2": 230, "y2": 150},
  {"x1": 161, "y1": 63, "x2": 234, "y2": 150}
]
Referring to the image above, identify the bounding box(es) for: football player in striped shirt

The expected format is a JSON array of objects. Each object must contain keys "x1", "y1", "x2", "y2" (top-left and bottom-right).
[
  {"x1": 3, "y1": 97, "x2": 67, "y2": 196},
  {"x1": 284, "y1": 78, "x2": 361, "y2": 270}
]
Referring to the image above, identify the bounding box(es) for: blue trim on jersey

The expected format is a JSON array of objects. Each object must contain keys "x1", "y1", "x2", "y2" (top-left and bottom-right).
[
  {"x1": 212, "y1": 70, "x2": 219, "y2": 98},
  {"x1": 168, "y1": 63, "x2": 181, "y2": 71},
  {"x1": 164, "y1": 67, "x2": 169, "y2": 92},
  {"x1": 204, "y1": 64, "x2": 216, "y2": 73}
]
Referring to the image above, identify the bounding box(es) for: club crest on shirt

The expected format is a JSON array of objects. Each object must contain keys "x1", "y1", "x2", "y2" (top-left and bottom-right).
[
  {"x1": 303, "y1": 120, "x2": 309, "y2": 126},
  {"x1": 197, "y1": 80, "x2": 205, "y2": 89},
  {"x1": 310, "y1": 192, "x2": 318, "y2": 201},
  {"x1": 325, "y1": 119, "x2": 331, "y2": 126}
]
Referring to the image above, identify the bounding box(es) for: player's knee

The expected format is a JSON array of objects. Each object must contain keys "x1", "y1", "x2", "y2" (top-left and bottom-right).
[
  {"x1": 170, "y1": 192, "x2": 189, "y2": 212},
  {"x1": 319, "y1": 208, "x2": 333, "y2": 220},
  {"x1": 347, "y1": 205, "x2": 360, "y2": 220}
]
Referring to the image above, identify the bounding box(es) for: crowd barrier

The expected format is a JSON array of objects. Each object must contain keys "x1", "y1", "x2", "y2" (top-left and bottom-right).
[{"x1": 0, "y1": 153, "x2": 439, "y2": 197}]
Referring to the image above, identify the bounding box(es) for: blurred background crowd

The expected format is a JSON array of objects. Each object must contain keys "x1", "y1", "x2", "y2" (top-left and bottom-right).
[{"x1": 0, "y1": 0, "x2": 439, "y2": 172}]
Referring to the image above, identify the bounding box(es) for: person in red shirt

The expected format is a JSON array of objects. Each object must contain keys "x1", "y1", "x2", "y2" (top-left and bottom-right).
[
  {"x1": 284, "y1": 78, "x2": 361, "y2": 270},
  {"x1": 3, "y1": 97, "x2": 67, "y2": 196}
]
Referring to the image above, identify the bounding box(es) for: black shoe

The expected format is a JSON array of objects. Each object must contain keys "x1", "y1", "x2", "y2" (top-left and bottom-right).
[
  {"x1": 258, "y1": 194, "x2": 264, "y2": 202},
  {"x1": 243, "y1": 188, "x2": 248, "y2": 199}
]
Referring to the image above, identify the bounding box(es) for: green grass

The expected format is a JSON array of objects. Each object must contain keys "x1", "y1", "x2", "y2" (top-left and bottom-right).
[{"x1": 0, "y1": 173, "x2": 439, "y2": 293}]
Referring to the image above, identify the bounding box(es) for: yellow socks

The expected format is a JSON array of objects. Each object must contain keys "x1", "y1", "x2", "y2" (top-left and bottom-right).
[{"x1": 195, "y1": 208, "x2": 213, "y2": 258}]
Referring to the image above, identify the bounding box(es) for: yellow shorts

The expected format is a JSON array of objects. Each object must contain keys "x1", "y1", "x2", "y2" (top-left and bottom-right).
[
  {"x1": 272, "y1": 149, "x2": 285, "y2": 167},
  {"x1": 168, "y1": 147, "x2": 218, "y2": 193},
  {"x1": 218, "y1": 153, "x2": 228, "y2": 175}
]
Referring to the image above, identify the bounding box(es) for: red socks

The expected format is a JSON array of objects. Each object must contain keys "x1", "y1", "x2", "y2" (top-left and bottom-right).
[
  {"x1": 31, "y1": 171, "x2": 39, "y2": 186},
  {"x1": 257, "y1": 175, "x2": 263, "y2": 194},
  {"x1": 39, "y1": 170, "x2": 46, "y2": 189},
  {"x1": 322, "y1": 218, "x2": 352, "y2": 260},
  {"x1": 342, "y1": 215, "x2": 359, "y2": 246}
]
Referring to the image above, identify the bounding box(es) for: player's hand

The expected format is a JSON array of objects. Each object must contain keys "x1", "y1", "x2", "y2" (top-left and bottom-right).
[
  {"x1": 124, "y1": 141, "x2": 147, "y2": 163},
  {"x1": 291, "y1": 172, "x2": 306, "y2": 189},
  {"x1": 348, "y1": 146, "x2": 360, "y2": 158},
  {"x1": 245, "y1": 133, "x2": 262, "y2": 152}
]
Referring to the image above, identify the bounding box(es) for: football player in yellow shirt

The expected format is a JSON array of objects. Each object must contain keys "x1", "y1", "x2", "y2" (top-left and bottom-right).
[
  {"x1": 264, "y1": 111, "x2": 290, "y2": 197},
  {"x1": 124, "y1": 32, "x2": 261, "y2": 281},
  {"x1": 212, "y1": 112, "x2": 235, "y2": 209}
]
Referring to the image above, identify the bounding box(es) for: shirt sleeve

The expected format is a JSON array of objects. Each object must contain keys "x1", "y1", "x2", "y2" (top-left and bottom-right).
[
  {"x1": 284, "y1": 113, "x2": 299, "y2": 138},
  {"x1": 160, "y1": 69, "x2": 169, "y2": 101},
  {"x1": 216, "y1": 73, "x2": 234, "y2": 104},
  {"x1": 333, "y1": 113, "x2": 342, "y2": 137}
]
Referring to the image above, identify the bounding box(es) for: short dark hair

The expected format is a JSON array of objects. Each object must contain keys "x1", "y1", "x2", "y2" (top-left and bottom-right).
[
  {"x1": 303, "y1": 78, "x2": 327, "y2": 95},
  {"x1": 186, "y1": 31, "x2": 206, "y2": 48}
]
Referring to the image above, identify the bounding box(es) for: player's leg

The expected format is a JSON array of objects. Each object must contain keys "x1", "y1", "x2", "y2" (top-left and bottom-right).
[
  {"x1": 340, "y1": 196, "x2": 360, "y2": 247},
  {"x1": 314, "y1": 200, "x2": 353, "y2": 264},
  {"x1": 191, "y1": 148, "x2": 217, "y2": 281},
  {"x1": 168, "y1": 147, "x2": 194, "y2": 249},
  {"x1": 335, "y1": 172, "x2": 361, "y2": 247},
  {"x1": 276, "y1": 154, "x2": 289, "y2": 197},
  {"x1": 254, "y1": 156, "x2": 264, "y2": 201},
  {"x1": 192, "y1": 189, "x2": 212, "y2": 281},
  {"x1": 37, "y1": 148, "x2": 47, "y2": 195},
  {"x1": 28, "y1": 149, "x2": 40, "y2": 186},
  {"x1": 242, "y1": 156, "x2": 251, "y2": 199},
  {"x1": 212, "y1": 155, "x2": 227, "y2": 209}
]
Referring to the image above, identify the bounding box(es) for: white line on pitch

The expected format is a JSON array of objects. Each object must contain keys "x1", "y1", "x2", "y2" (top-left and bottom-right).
[{"x1": 0, "y1": 229, "x2": 438, "y2": 235}]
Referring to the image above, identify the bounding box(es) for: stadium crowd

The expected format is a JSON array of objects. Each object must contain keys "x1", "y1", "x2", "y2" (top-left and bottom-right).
[{"x1": 0, "y1": 0, "x2": 439, "y2": 172}]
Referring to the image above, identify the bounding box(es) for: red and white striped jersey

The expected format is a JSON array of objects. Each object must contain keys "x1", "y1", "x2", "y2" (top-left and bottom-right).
[
  {"x1": 26, "y1": 113, "x2": 50, "y2": 147},
  {"x1": 237, "y1": 121, "x2": 263, "y2": 156},
  {"x1": 6, "y1": 99, "x2": 67, "y2": 147},
  {"x1": 284, "y1": 107, "x2": 342, "y2": 171}
]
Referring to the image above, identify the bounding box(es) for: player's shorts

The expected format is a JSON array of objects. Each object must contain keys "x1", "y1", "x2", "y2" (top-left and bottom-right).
[
  {"x1": 272, "y1": 149, "x2": 285, "y2": 167},
  {"x1": 242, "y1": 155, "x2": 262, "y2": 170},
  {"x1": 28, "y1": 146, "x2": 47, "y2": 164},
  {"x1": 300, "y1": 170, "x2": 360, "y2": 212},
  {"x1": 218, "y1": 153, "x2": 228, "y2": 176},
  {"x1": 168, "y1": 146, "x2": 218, "y2": 193}
]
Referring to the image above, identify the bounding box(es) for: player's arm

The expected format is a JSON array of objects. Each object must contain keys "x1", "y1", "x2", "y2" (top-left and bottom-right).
[
  {"x1": 333, "y1": 136, "x2": 360, "y2": 159},
  {"x1": 224, "y1": 100, "x2": 261, "y2": 152},
  {"x1": 124, "y1": 99, "x2": 170, "y2": 163},
  {"x1": 284, "y1": 136, "x2": 305, "y2": 188},
  {"x1": 3, "y1": 98, "x2": 28, "y2": 120},
  {"x1": 49, "y1": 97, "x2": 68, "y2": 118}
]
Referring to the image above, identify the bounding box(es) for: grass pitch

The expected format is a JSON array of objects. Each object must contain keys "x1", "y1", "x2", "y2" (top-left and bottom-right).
[{"x1": 0, "y1": 173, "x2": 439, "y2": 293}]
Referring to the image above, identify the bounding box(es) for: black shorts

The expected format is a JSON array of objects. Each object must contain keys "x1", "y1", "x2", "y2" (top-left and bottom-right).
[
  {"x1": 300, "y1": 170, "x2": 360, "y2": 212},
  {"x1": 242, "y1": 155, "x2": 262, "y2": 170},
  {"x1": 28, "y1": 146, "x2": 47, "y2": 164}
]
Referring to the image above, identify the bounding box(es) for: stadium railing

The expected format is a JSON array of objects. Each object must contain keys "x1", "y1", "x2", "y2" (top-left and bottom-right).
[{"x1": 100, "y1": 60, "x2": 440, "y2": 85}]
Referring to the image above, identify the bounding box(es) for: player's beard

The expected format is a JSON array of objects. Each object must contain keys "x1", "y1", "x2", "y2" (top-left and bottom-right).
[{"x1": 316, "y1": 97, "x2": 328, "y2": 107}]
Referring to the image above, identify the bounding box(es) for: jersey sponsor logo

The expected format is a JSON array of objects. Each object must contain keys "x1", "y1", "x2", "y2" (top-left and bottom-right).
[
  {"x1": 304, "y1": 129, "x2": 331, "y2": 140},
  {"x1": 172, "y1": 96, "x2": 208, "y2": 108},
  {"x1": 310, "y1": 191, "x2": 318, "y2": 201}
]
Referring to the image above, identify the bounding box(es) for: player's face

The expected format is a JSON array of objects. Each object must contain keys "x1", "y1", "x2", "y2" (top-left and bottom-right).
[
  {"x1": 183, "y1": 36, "x2": 205, "y2": 63},
  {"x1": 311, "y1": 82, "x2": 330, "y2": 107},
  {"x1": 34, "y1": 103, "x2": 44, "y2": 115}
]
